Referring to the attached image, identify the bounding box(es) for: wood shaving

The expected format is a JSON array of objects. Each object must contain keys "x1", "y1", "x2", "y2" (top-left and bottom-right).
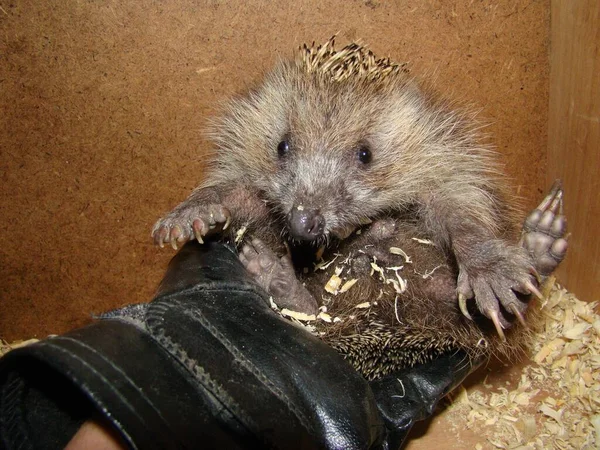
[
  {"x1": 0, "y1": 338, "x2": 39, "y2": 356},
  {"x1": 371, "y1": 258, "x2": 408, "y2": 294},
  {"x1": 234, "y1": 225, "x2": 248, "y2": 244},
  {"x1": 324, "y1": 274, "x2": 342, "y2": 294},
  {"x1": 370, "y1": 260, "x2": 384, "y2": 277},
  {"x1": 339, "y1": 278, "x2": 358, "y2": 293},
  {"x1": 415, "y1": 264, "x2": 445, "y2": 280},
  {"x1": 387, "y1": 267, "x2": 407, "y2": 294},
  {"x1": 389, "y1": 246, "x2": 412, "y2": 263},
  {"x1": 323, "y1": 266, "x2": 358, "y2": 296},
  {"x1": 411, "y1": 237, "x2": 435, "y2": 246},
  {"x1": 280, "y1": 309, "x2": 316, "y2": 321},
  {"x1": 268, "y1": 296, "x2": 279, "y2": 311},
  {"x1": 445, "y1": 279, "x2": 599, "y2": 449},
  {"x1": 317, "y1": 311, "x2": 333, "y2": 323},
  {"x1": 315, "y1": 254, "x2": 339, "y2": 271}
]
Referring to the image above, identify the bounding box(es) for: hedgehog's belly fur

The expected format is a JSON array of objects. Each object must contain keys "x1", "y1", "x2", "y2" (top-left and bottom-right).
[
  {"x1": 230, "y1": 218, "x2": 528, "y2": 381},
  {"x1": 293, "y1": 223, "x2": 528, "y2": 381}
]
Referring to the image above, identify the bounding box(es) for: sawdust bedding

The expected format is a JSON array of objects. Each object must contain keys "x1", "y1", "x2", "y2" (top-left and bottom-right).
[
  {"x1": 443, "y1": 278, "x2": 600, "y2": 449},
  {"x1": 1, "y1": 279, "x2": 598, "y2": 449}
]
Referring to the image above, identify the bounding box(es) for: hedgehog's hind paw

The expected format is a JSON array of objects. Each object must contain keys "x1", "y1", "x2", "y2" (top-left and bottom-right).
[
  {"x1": 520, "y1": 180, "x2": 568, "y2": 279},
  {"x1": 240, "y1": 238, "x2": 318, "y2": 315}
]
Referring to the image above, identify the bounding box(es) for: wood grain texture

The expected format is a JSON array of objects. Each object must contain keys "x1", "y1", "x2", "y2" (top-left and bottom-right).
[
  {"x1": 0, "y1": 1, "x2": 549, "y2": 341},
  {"x1": 548, "y1": 0, "x2": 600, "y2": 302}
]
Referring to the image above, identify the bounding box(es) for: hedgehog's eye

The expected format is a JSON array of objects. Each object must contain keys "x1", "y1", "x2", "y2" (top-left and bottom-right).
[
  {"x1": 357, "y1": 146, "x2": 372, "y2": 164},
  {"x1": 277, "y1": 140, "x2": 290, "y2": 158}
]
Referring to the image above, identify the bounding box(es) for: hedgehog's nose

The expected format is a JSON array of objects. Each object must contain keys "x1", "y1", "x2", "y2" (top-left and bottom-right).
[{"x1": 288, "y1": 206, "x2": 325, "y2": 242}]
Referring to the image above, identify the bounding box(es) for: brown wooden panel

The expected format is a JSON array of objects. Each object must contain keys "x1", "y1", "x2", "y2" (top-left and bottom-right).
[{"x1": 548, "y1": 0, "x2": 600, "y2": 302}]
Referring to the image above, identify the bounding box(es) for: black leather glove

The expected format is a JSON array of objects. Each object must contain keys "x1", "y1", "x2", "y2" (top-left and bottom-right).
[{"x1": 0, "y1": 241, "x2": 478, "y2": 449}]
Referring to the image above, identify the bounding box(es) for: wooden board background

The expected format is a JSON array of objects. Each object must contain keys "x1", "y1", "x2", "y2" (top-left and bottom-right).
[{"x1": 547, "y1": 0, "x2": 600, "y2": 304}]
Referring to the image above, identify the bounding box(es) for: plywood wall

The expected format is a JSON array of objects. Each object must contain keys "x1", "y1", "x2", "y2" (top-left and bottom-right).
[
  {"x1": 0, "y1": 1, "x2": 550, "y2": 341},
  {"x1": 548, "y1": 0, "x2": 600, "y2": 303}
]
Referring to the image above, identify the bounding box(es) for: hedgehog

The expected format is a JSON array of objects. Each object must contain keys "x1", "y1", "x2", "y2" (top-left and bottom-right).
[{"x1": 152, "y1": 39, "x2": 568, "y2": 379}]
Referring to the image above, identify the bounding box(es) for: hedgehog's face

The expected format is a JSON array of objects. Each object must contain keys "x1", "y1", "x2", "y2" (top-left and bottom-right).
[
  {"x1": 212, "y1": 62, "x2": 424, "y2": 246},
  {"x1": 258, "y1": 74, "x2": 409, "y2": 245},
  {"x1": 270, "y1": 132, "x2": 376, "y2": 244}
]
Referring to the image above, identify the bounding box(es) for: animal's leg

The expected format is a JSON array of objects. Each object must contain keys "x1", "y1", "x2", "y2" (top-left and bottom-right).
[
  {"x1": 239, "y1": 238, "x2": 319, "y2": 314},
  {"x1": 519, "y1": 182, "x2": 568, "y2": 279},
  {"x1": 457, "y1": 181, "x2": 568, "y2": 338},
  {"x1": 152, "y1": 184, "x2": 272, "y2": 250}
]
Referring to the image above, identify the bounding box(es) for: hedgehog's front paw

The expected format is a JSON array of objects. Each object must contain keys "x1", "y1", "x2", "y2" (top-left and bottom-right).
[
  {"x1": 239, "y1": 238, "x2": 318, "y2": 315},
  {"x1": 456, "y1": 241, "x2": 539, "y2": 340},
  {"x1": 152, "y1": 204, "x2": 231, "y2": 250},
  {"x1": 520, "y1": 180, "x2": 568, "y2": 279}
]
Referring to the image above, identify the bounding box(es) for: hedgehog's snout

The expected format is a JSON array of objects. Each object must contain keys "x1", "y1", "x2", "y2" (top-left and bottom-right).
[{"x1": 287, "y1": 206, "x2": 326, "y2": 242}]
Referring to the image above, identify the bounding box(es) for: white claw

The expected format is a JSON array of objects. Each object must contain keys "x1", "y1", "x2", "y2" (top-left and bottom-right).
[
  {"x1": 458, "y1": 293, "x2": 473, "y2": 320},
  {"x1": 192, "y1": 219, "x2": 205, "y2": 244},
  {"x1": 223, "y1": 215, "x2": 231, "y2": 231},
  {"x1": 524, "y1": 280, "x2": 544, "y2": 300},
  {"x1": 537, "y1": 180, "x2": 562, "y2": 211},
  {"x1": 509, "y1": 304, "x2": 528, "y2": 328},
  {"x1": 489, "y1": 310, "x2": 506, "y2": 341},
  {"x1": 548, "y1": 189, "x2": 563, "y2": 213},
  {"x1": 529, "y1": 266, "x2": 541, "y2": 283}
]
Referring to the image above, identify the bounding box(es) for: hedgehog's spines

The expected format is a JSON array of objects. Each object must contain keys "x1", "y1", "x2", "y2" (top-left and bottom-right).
[{"x1": 298, "y1": 37, "x2": 408, "y2": 85}]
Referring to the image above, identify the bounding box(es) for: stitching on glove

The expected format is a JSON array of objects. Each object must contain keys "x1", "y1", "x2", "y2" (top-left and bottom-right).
[{"x1": 146, "y1": 297, "x2": 313, "y2": 436}]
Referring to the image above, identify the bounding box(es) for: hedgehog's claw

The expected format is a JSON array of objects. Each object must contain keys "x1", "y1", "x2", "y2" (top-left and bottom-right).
[
  {"x1": 155, "y1": 226, "x2": 167, "y2": 248},
  {"x1": 523, "y1": 279, "x2": 544, "y2": 300},
  {"x1": 458, "y1": 293, "x2": 472, "y2": 320},
  {"x1": 192, "y1": 219, "x2": 205, "y2": 244},
  {"x1": 169, "y1": 225, "x2": 183, "y2": 250},
  {"x1": 548, "y1": 190, "x2": 563, "y2": 214},
  {"x1": 536, "y1": 179, "x2": 562, "y2": 213},
  {"x1": 509, "y1": 303, "x2": 528, "y2": 328},
  {"x1": 489, "y1": 309, "x2": 506, "y2": 341},
  {"x1": 529, "y1": 266, "x2": 541, "y2": 283}
]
